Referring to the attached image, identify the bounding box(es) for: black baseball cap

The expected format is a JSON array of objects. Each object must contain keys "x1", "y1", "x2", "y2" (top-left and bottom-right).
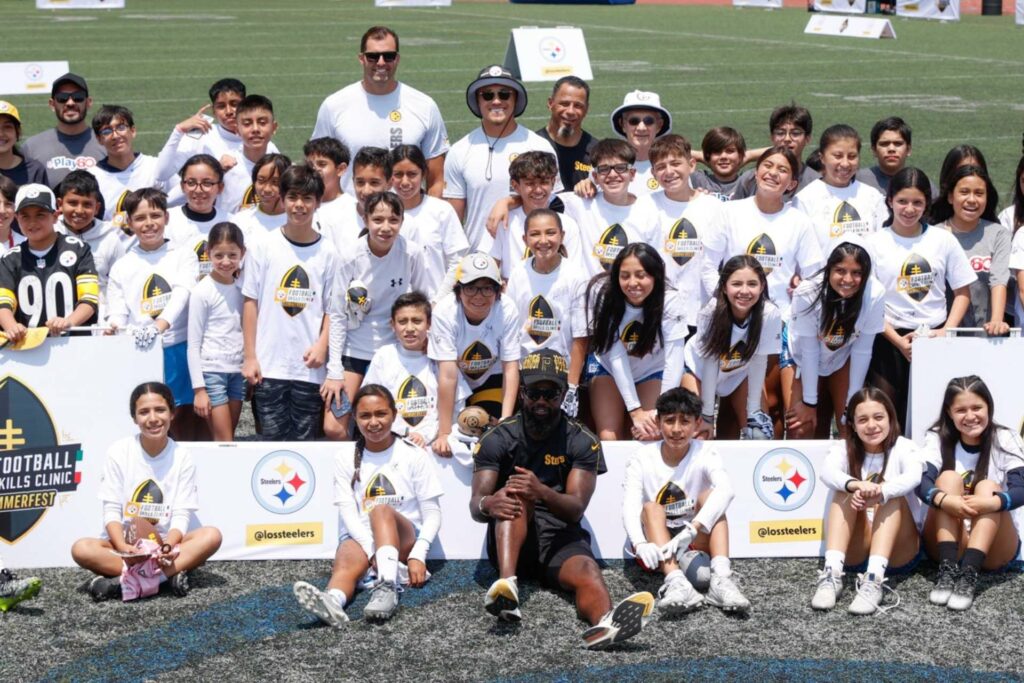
[
  {"x1": 51, "y1": 73, "x2": 88, "y2": 97},
  {"x1": 520, "y1": 349, "x2": 568, "y2": 390}
]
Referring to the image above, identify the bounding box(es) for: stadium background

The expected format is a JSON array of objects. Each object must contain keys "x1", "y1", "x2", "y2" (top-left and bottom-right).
[{"x1": 2, "y1": 1, "x2": 1024, "y2": 681}]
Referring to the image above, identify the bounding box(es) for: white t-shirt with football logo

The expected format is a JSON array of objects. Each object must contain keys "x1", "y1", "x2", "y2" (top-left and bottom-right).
[
  {"x1": 88, "y1": 154, "x2": 164, "y2": 233},
  {"x1": 443, "y1": 124, "x2": 562, "y2": 252},
  {"x1": 240, "y1": 229, "x2": 336, "y2": 384},
  {"x1": 702, "y1": 196, "x2": 824, "y2": 320},
  {"x1": 922, "y1": 429, "x2": 1024, "y2": 491},
  {"x1": 648, "y1": 191, "x2": 725, "y2": 325},
  {"x1": 312, "y1": 81, "x2": 450, "y2": 195},
  {"x1": 98, "y1": 435, "x2": 199, "y2": 537},
  {"x1": 792, "y1": 179, "x2": 886, "y2": 254},
  {"x1": 166, "y1": 205, "x2": 233, "y2": 281},
  {"x1": 630, "y1": 159, "x2": 660, "y2": 196},
  {"x1": 489, "y1": 206, "x2": 587, "y2": 280},
  {"x1": 559, "y1": 192, "x2": 660, "y2": 277},
  {"x1": 427, "y1": 294, "x2": 522, "y2": 389},
  {"x1": 220, "y1": 155, "x2": 258, "y2": 215},
  {"x1": 315, "y1": 193, "x2": 361, "y2": 250},
  {"x1": 622, "y1": 439, "x2": 732, "y2": 547},
  {"x1": 505, "y1": 258, "x2": 588, "y2": 358},
  {"x1": 362, "y1": 343, "x2": 471, "y2": 443},
  {"x1": 591, "y1": 290, "x2": 690, "y2": 383},
  {"x1": 867, "y1": 226, "x2": 977, "y2": 329},
  {"x1": 106, "y1": 241, "x2": 197, "y2": 345},
  {"x1": 821, "y1": 437, "x2": 924, "y2": 527},
  {"x1": 230, "y1": 206, "x2": 288, "y2": 250}
]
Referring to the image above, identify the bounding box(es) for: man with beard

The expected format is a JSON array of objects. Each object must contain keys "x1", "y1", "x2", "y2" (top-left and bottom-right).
[
  {"x1": 21, "y1": 74, "x2": 105, "y2": 187},
  {"x1": 536, "y1": 76, "x2": 596, "y2": 189},
  {"x1": 470, "y1": 349, "x2": 654, "y2": 650}
]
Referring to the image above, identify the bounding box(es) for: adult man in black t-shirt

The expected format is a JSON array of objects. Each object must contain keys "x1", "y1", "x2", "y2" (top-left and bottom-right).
[
  {"x1": 470, "y1": 349, "x2": 654, "y2": 650},
  {"x1": 536, "y1": 77, "x2": 596, "y2": 190}
]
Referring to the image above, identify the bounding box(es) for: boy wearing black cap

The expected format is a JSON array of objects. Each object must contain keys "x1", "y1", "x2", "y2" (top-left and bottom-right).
[{"x1": 21, "y1": 73, "x2": 105, "y2": 187}]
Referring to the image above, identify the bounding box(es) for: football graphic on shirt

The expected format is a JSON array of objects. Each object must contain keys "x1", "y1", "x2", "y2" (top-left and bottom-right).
[
  {"x1": 363, "y1": 472, "x2": 402, "y2": 511},
  {"x1": 820, "y1": 321, "x2": 848, "y2": 351},
  {"x1": 193, "y1": 238, "x2": 211, "y2": 278},
  {"x1": 459, "y1": 341, "x2": 495, "y2": 380},
  {"x1": 526, "y1": 295, "x2": 559, "y2": 344},
  {"x1": 746, "y1": 233, "x2": 780, "y2": 273},
  {"x1": 961, "y1": 469, "x2": 975, "y2": 493},
  {"x1": 275, "y1": 265, "x2": 314, "y2": 317},
  {"x1": 865, "y1": 471, "x2": 883, "y2": 484},
  {"x1": 656, "y1": 481, "x2": 693, "y2": 519},
  {"x1": 897, "y1": 253, "x2": 933, "y2": 302},
  {"x1": 396, "y1": 375, "x2": 430, "y2": 426},
  {"x1": 241, "y1": 184, "x2": 258, "y2": 209},
  {"x1": 112, "y1": 190, "x2": 132, "y2": 231},
  {"x1": 829, "y1": 201, "x2": 864, "y2": 237},
  {"x1": 129, "y1": 478, "x2": 165, "y2": 525},
  {"x1": 620, "y1": 320, "x2": 644, "y2": 356},
  {"x1": 720, "y1": 340, "x2": 747, "y2": 372},
  {"x1": 140, "y1": 273, "x2": 172, "y2": 318},
  {"x1": 665, "y1": 218, "x2": 700, "y2": 266},
  {"x1": 593, "y1": 223, "x2": 629, "y2": 270}
]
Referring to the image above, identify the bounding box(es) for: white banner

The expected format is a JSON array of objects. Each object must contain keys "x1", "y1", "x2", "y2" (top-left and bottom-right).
[
  {"x1": 36, "y1": 0, "x2": 125, "y2": 8},
  {"x1": 812, "y1": 0, "x2": 867, "y2": 13},
  {"x1": 896, "y1": 0, "x2": 960, "y2": 20},
  {"x1": 804, "y1": 15, "x2": 897, "y2": 38},
  {"x1": 0, "y1": 61, "x2": 71, "y2": 97},
  {"x1": 733, "y1": 0, "x2": 783, "y2": 7},
  {"x1": 1017, "y1": 0, "x2": 1023, "y2": 24},
  {"x1": 0, "y1": 336, "x2": 161, "y2": 568},
  {"x1": 504, "y1": 26, "x2": 593, "y2": 82},
  {"x1": 374, "y1": 0, "x2": 450, "y2": 6}
]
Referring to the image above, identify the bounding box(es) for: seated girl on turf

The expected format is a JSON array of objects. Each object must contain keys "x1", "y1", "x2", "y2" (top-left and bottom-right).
[{"x1": 293, "y1": 384, "x2": 443, "y2": 625}]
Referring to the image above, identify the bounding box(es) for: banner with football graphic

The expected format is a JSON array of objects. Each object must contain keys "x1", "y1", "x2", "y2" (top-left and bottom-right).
[{"x1": 896, "y1": 0, "x2": 960, "y2": 20}]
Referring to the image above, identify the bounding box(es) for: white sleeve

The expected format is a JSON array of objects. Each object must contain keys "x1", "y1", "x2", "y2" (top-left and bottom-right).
[
  {"x1": 499, "y1": 300, "x2": 522, "y2": 362},
  {"x1": 311, "y1": 100, "x2": 335, "y2": 141},
  {"x1": 186, "y1": 287, "x2": 209, "y2": 390},
  {"x1": 105, "y1": 264, "x2": 129, "y2": 328},
  {"x1": 621, "y1": 455, "x2": 648, "y2": 547},
  {"x1": 334, "y1": 459, "x2": 374, "y2": 559},
  {"x1": 659, "y1": 338, "x2": 686, "y2": 396},
  {"x1": 410, "y1": 496, "x2": 442, "y2": 563},
  {"x1": 157, "y1": 285, "x2": 191, "y2": 329},
  {"x1": 744, "y1": 353, "x2": 769, "y2": 419},
  {"x1": 795, "y1": 215, "x2": 825, "y2": 277},
  {"x1": 699, "y1": 353, "x2": 720, "y2": 419},
  {"x1": 102, "y1": 501, "x2": 122, "y2": 527},
  {"x1": 845, "y1": 330, "x2": 875, "y2": 406},
  {"x1": 820, "y1": 442, "x2": 854, "y2": 492},
  {"x1": 153, "y1": 128, "x2": 187, "y2": 185},
  {"x1": 421, "y1": 103, "x2": 450, "y2": 159},
  {"x1": 427, "y1": 302, "x2": 459, "y2": 361},
  {"x1": 439, "y1": 204, "x2": 470, "y2": 269},
  {"x1": 442, "y1": 152, "x2": 467, "y2": 200},
  {"x1": 692, "y1": 453, "x2": 733, "y2": 532},
  {"x1": 601, "y1": 341, "x2": 641, "y2": 412},
  {"x1": 880, "y1": 444, "x2": 924, "y2": 503},
  {"x1": 793, "y1": 333, "x2": 821, "y2": 405}
]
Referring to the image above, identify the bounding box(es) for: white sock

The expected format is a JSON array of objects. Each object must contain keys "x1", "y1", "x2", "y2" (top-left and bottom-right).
[
  {"x1": 328, "y1": 588, "x2": 347, "y2": 607},
  {"x1": 824, "y1": 550, "x2": 846, "y2": 575},
  {"x1": 664, "y1": 569, "x2": 684, "y2": 583},
  {"x1": 710, "y1": 555, "x2": 731, "y2": 578},
  {"x1": 866, "y1": 555, "x2": 888, "y2": 579},
  {"x1": 375, "y1": 545, "x2": 400, "y2": 584}
]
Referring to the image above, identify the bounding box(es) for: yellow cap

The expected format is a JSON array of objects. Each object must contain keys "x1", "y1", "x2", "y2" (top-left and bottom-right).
[{"x1": 0, "y1": 101, "x2": 20, "y2": 124}]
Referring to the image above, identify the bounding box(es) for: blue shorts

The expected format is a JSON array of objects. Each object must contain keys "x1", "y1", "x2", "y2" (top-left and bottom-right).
[
  {"x1": 778, "y1": 322, "x2": 794, "y2": 370},
  {"x1": 202, "y1": 371, "x2": 245, "y2": 407},
  {"x1": 586, "y1": 353, "x2": 662, "y2": 385},
  {"x1": 844, "y1": 546, "x2": 924, "y2": 576},
  {"x1": 163, "y1": 342, "x2": 194, "y2": 407}
]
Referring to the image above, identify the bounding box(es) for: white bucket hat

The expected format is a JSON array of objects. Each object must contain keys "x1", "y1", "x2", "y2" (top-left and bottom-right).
[{"x1": 610, "y1": 90, "x2": 672, "y2": 138}]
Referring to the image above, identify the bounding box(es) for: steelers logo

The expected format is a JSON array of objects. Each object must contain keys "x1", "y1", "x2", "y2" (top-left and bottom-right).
[
  {"x1": 275, "y1": 265, "x2": 313, "y2": 317},
  {"x1": 508, "y1": 152, "x2": 520, "y2": 163},
  {"x1": 140, "y1": 273, "x2": 172, "y2": 317},
  {"x1": 526, "y1": 295, "x2": 558, "y2": 344},
  {"x1": 646, "y1": 177, "x2": 660, "y2": 190},
  {"x1": 720, "y1": 340, "x2": 747, "y2": 372},
  {"x1": 59, "y1": 250, "x2": 78, "y2": 267},
  {"x1": 487, "y1": 66, "x2": 504, "y2": 77},
  {"x1": 665, "y1": 218, "x2": 700, "y2": 266},
  {"x1": 593, "y1": 223, "x2": 628, "y2": 270},
  {"x1": 396, "y1": 375, "x2": 431, "y2": 426},
  {"x1": 897, "y1": 253, "x2": 933, "y2": 302},
  {"x1": 620, "y1": 320, "x2": 644, "y2": 356},
  {"x1": 459, "y1": 341, "x2": 495, "y2": 380},
  {"x1": 656, "y1": 481, "x2": 693, "y2": 518},
  {"x1": 389, "y1": 110, "x2": 402, "y2": 123},
  {"x1": 746, "y1": 233, "x2": 781, "y2": 273},
  {"x1": 472, "y1": 255, "x2": 491, "y2": 271},
  {"x1": 363, "y1": 472, "x2": 402, "y2": 512}
]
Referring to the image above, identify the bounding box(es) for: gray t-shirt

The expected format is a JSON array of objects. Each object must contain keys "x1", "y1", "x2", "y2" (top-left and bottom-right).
[
  {"x1": 947, "y1": 219, "x2": 1011, "y2": 327},
  {"x1": 21, "y1": 127, "x2": 105, "y2": 187}
]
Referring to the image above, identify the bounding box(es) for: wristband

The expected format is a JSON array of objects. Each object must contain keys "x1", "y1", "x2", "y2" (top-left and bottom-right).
[
  {"x1": 478, "y1": 495, "x2": 490, "y2": 518},
  {"x1": 844, "y1": 479, "x2": 856, "y2": 493},
  {"x1": 802, "y1": 400, "x2": 817, "y2": 408}
]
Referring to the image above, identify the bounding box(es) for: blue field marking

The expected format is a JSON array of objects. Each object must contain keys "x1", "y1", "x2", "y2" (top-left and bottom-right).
[
  {"x1": 40, "y1": 561, "x2": 485, "y2": 683},
  {"x1": 497, "y1": 657, "x2": 1022, "y2": 683}
]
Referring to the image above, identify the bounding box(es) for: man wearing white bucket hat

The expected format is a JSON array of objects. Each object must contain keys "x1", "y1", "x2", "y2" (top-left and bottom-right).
[
  {"x1": 610, "y1": 90, "x2": 672, "y2": 196},
  {"x1": 444, "y1": 65, "x2": 561, "y2": 252}
]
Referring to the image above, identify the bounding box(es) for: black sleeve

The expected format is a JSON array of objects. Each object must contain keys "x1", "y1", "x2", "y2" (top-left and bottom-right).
[
  {"x1": 568, "y1": 423, "x2": 605, "y2": 475},
  {"x1": 0, "y1": 251, "x2": 19, "y2": 312},
  {"x1": 472, "y1": 425, "x2": 507, "y2": 473},
  {"x1": 999, "y1": 467, "x2": 1024, "y2": 511},
  {"x1": 916, "y1": 462, "x2": 940, "y2": 505}
]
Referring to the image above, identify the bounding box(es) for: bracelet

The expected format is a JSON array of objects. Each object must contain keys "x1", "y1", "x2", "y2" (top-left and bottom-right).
[
  {"x1": 478, "y1": 495, "x2": 490, "y2": 518},
  {"x1": 802, "y1": 400, "x2": 818, "y2": 408},
  {"x1": 934, "y1": 492, "x2": 947, "y2": 509},
  {"x1": 844, "y1": 479, "x2": 856, "y2": 493}
]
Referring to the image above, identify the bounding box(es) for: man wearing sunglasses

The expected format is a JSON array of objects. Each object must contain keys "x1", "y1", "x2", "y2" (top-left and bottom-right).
[
  {"x1": 22, "y1": 73, "x2": 105, "y2": 188},
  {"x1": 470, "y1": 348, "x2": 655, "y2": 649},
  {"x1": 610, "y1": 90, "x2": 673, "y2": 197},
  {"x1": 312, "y1": 26, "x2": 449, "y2": 198}
]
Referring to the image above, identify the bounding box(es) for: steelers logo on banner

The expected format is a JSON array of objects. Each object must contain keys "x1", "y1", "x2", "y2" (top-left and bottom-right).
[
  {"x1": 620, "y1": 320, "x2": 643, "y2": 356},
  {"x1": 720, "y1": 339, "x2": 747, "y2": 372},
  {"x1": 459, "y1": 341, "x2": 495, "y2": 380},
  {"x1": 897, "y1": 253, "x2": 933, "y2": 302},
  {"x1": 746, "y1": 233, "x2": 782, "y2": 273},
  {"x1": 396, "y1": 375, "x2": 432, "y2": 426},
  {"x1": 241, "y1": 184, "x2": 258, "y2": 209},
  {"x1": 829, "y1": 201, "x2": 870, "y2": 238},
  {"x1": 665, "y1": 218, "x2": 700, "y2": 266},
  {"x1": 820, "y1": 321, "x2": 848, "y2": 351},
  {"x1": 275, "y1": 265, "x2": 314, "y2": 317},
  {"x1": 656, "y1": 481, "x2": 694, "y2": 519},
  {"x1": 593, "y1": 224, "x2": 628, "y2": 271},
  {"x1": 140, "y1": 273, "x2": 172, "y2": 318},
  {"x1": 128, "y1": 478, "x2": 169, "y2": 525},
  {"x1": 363, "y1": 472, "x2": 403, "y2": 512},
  {"x1": 194, "y1": 238, "x2": 211, "y2": 278},
  {"x1": 526, "y1": 295, "x2": 559, "y2": 344}
]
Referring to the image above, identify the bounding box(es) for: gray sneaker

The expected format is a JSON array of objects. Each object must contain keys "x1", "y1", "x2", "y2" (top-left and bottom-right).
[
  {"x1": 364, "y1": 580, "x2": 401, "y2": 621},
  {"x1": 657, "y1": 573, "x2": 703, "y2": 615},
  {"x1": 848, "y1": 573, "x2": 885, "y2": 615},
  {"x1": 293, "y1": 581, "x2": 349, "y2": 628},
  {"x1": 705, "y1": 573, "x2": 750, "y2": 613},
  {"x1": 88, "y1": 575, "x2": 122, "y2": 602},
  {"x1": 929, "y1": 560, "x2": 959, "y2": 606},
  {"x1": 811, "y1": 568, "x2": 844, "y2": 611},
  {"x1": 947, "y1": 565, "x2": 978, "y2": 612}
]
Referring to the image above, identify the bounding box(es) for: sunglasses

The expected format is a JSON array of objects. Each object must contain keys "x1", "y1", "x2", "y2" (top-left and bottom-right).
[
  {"x1": 626, "y1": 115, "x2": 657, "y2": 127},
  {"x1": 54, "y1": 91, "x2": 87, "y2": 104},
  {"x1": 479, "y1": 90, "x2": 513, "y2": 102},
  {"x1": 363, "y1": 51, "x2": 398, "y2": 63},
  {"x1": 524, "y1": 386, "x2": 561, "y2": 401}
]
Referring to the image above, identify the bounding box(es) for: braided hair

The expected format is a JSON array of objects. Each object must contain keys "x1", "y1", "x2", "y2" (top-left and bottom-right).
[{"x1": 350, "y1": 384, "x2": 399, "y2": 489}]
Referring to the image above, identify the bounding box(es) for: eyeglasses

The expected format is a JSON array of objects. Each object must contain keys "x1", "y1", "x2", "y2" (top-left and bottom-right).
[
  {"x1": 182, "y1": 179, "x2": 220, "y2": 190},
  {"x1": 363, "y1": 51, "x2": 398, "y2": 63},
  {"x1": 479, "y1": 90, "x2": 513, "y2": 102},
  {"x1": 98, "y1": 123, "x2": 130, "y2": 138},
  {"x1": 524, "y1": 386, "x2": 561, "y2": 401},
  {"x1": 462, "y1": 284, "x2": 498, "y2": 297},
  {"x1": 54, "y1": 91, "x2": 87, "y2": 104},
  {"x1": 772, "y1": 128, "x2": 806, "y2": 140},
  {"x1": 626, "y1": 115, "x2": 657, "y2": 127},
  {"x1": 595, "y1": 163, "x2": 631, "y2": 176}
]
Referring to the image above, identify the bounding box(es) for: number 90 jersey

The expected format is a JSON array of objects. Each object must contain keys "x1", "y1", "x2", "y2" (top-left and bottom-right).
[{"x1": 0, "y1": 234, "x2": 99, "y2": 328}]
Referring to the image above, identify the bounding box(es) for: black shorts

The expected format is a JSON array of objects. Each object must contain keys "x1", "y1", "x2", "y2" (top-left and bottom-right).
[
  {"x1": 486, "y1": 506, "x2": 595, "y2": 587},
  {"x1": 342, "y1": 355, "x2": 371, "y2": 376},
  {"x1": 252, "y1": 378, "x2": 323, "y2": 441}
]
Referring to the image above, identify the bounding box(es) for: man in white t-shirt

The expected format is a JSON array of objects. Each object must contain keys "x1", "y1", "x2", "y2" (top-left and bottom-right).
[
  {"x1": 311, "y1": 26, "x2": 449, "y2": 197},
  {"x1": 444, "y1": 66, "x2": 561, "y2": 253}
]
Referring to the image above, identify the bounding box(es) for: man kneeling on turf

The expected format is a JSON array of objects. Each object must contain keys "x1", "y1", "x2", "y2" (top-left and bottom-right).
[
  {"x1": 470, "y1": 349, "x2": 654, "y2": 650},
  {"x1": 622, "y1": 387, "x2": 750, "y2": 614}
]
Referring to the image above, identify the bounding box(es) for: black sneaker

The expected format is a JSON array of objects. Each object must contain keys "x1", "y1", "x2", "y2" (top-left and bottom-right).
[
  {"x1": 88, "y1": 575, "x2": 122, "y2": 601},
  {"x1": 171, "y1": 571, "x2": 190, "y2": 597},
  {"x1": 947, "y1": 565, "x2": 978, "y2": 611},
  {"x1": 929, "y1": 560, "x2": 958, "y2": 606}
]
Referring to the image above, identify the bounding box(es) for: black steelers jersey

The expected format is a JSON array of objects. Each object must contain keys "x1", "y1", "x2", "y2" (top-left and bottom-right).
[{"x1": 0, "y1": 234, "x2": 99, "y2": 327}]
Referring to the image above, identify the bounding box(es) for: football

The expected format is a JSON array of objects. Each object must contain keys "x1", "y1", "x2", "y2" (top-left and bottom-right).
[
  {"x1": 123, "y1": 516, "x2": 163, "y2": 548},
  {"x1": 679, "y1": 549, "x2": 711, "y2": 592},
  {"x1": 457, "y1": 406, "x2": 490, "y2": 437}
]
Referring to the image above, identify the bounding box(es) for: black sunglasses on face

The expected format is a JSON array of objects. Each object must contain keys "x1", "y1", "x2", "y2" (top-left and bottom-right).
[
  {"x1": 480, "y1": 90, "x2": 513, "y2": 102},
  {"x1": 524, "y1": 386, "x2": 561, "y2": 401},
  {"x1": 55, "y1": 92, "x2": 87, "y2": 104},
  {"x1": 363, "y1": 51, "x2": 398, "y2": 63},
  {"x1": 627, "y1": 115, "x2": 657, "y2": 127}
]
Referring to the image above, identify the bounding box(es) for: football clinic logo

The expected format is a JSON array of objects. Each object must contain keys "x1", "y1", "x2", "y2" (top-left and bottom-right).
[
  {"x1": 820, "y1": 321, "x2": 849, "y2": 351},
  {"x1": 746, "y1": 233, "x2": 782, "y2": 273},
  {"x1": 828, "y1": 201, "x2": 871, "y2": 238},
  {"x1": 396, "y1": 375, "x2": 432, "y2": 427},
  {"x1": 961, "y1": 469, "x2": 975, "y2": 493},
  {"x1": 0, "y1": 377, "x2": 83, "y2": 544},
  {"x1": 526, "y1": 295, "x2": 559, "y2": 344},
  {"x1": 664, "y1": 218, "x2": 700, "y2": 266},
  {"x1": 193, "y1": 238, "x2": 211, "y2": 278},
  {"x1": 125, "y1": 478, "x2": 168, "y2": 526},
  {"x1": 251, "y1": 450, "x2": 316, "y2": 515},
  {"x1": 657, "y1": 481, "x2": 694, "y2": 520},
  {"x1": 459, "y1": 341, "x2": 495, "y2": 380},
  {"x1": 275, "y1": 265, "x2": 315, "y2": 317},
  {"x1": 897, "y1": 253, "x2": 934, "y2": 302},
  {"x1": 592, "y1": 224, "x2": 628, "y2": 271},
  {"x1": 241, "y1": 184, "x2": 258, "y2": 209},
  {"x1": 140, "y1": 273, "x2": 172, "y2": 318},
  {"x1": 864, "y1": 471, "x2": 883, "y2": 484},
  {"x1": 363, "y1": 471, "x2": 403, "y2": 512},
  {"x1": 753, "y1": 448, "x2": 815, "y2": 512},
  {"x1": 620, "y1": 320, "x2": 643, "y2": 356},
  {"x1": 719, "y1": 340, "x2": 747, "y2": 372}
]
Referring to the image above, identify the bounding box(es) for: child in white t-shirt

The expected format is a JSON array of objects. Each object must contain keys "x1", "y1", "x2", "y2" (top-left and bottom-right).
[
  {"x1": 229, "y1": 153, "x2": 289, "y2": 249},
  {"x1": 305, "y1": 137, "x2": 360, "y2": 247},
  {"x1": 166, "y1": 155, "x2": 231, "y2": 278}
]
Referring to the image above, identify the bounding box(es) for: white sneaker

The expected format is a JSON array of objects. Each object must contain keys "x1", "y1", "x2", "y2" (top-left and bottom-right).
[
  {"x1": 705, "y1": 573, "x2": 750, "y2": 613},
  {"x1": 811, "y1": 569, "x2": 844, "y2": 611},
  {"x1": 293, "y1": 581, "x2": 349, "y2": 628},
  {"x1": 581, "y1": 592, "x2": 655, "y2": 650},
  {"x1": 657, "y1": 573, "x2": 703, "y2": 615},
  {"x1": 848, "y1": 573, "x2": 885, "y2": 615},
  {"x1": 484, "y1": 577, "x2": 521, "y2": 622}
]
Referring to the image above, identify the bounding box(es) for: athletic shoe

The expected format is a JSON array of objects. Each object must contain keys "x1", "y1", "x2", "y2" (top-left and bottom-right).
[
  {"x1": 947, "y1": 565, "x2": 979, "y2": 611},
  {"x1": 88, "y1": 575, "x2": 122, "y2": 602},
  {"x1": 363, "y1": 580, "x2": 401, "y2": 621},
  {"x1": 484, "y1": 576, "x2": 521, "y2": 622},
  {"x1": 657, "y1": 573, "x2": 703, "y2": 615},
  {"x1": 170, "y1": 571, "x2": 190, "y2": 597},
  {"x1": 293, "y1": 581, "x2": 349, "y2": 628},
  {"x1": 581, "y1": 592, "x2": 655, "y2": 650},
  {"x1": 811, "y1": 568, "x2": 844, "y2": 611},
  {"x1": 0, "y1": 569, "x2": 41, "y2": 612},
  {"x1": 705, "y1": 573, "x2": 750, "y2": 613},
  {"x1": 848, "y1": 573, "x2": 884, "y2": 615},
  {"x1": 929, "y1": 560, "x2": 959, "y2": 606}
]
